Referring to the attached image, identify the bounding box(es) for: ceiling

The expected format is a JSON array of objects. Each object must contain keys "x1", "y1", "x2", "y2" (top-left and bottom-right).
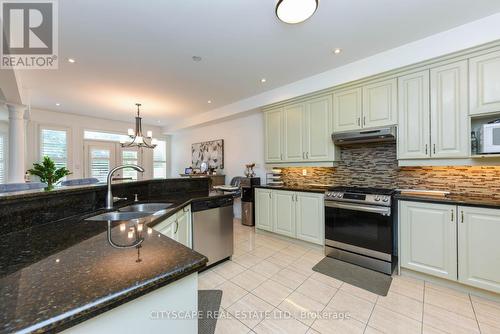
[{"x1": 15, "y1": 0, "x2": 500, "y2": 127}]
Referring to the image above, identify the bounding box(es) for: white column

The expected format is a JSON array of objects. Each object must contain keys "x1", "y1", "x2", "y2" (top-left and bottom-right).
[{"x1": 7, "y1": 103, "x2": 26, "y2": 183}]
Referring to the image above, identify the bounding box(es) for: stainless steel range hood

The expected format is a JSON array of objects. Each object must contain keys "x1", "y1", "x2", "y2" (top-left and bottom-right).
[{"x1": 332, "y1": 126, "x2": 396, "y2": 145}]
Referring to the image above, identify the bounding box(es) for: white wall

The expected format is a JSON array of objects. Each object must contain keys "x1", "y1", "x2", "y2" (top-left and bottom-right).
[
  {"x1": 170, "y1": 111, "x2": 265, "y2": 182},
  {"x1": 26, "y1": 108, "x2": 163, "y2": 179}
]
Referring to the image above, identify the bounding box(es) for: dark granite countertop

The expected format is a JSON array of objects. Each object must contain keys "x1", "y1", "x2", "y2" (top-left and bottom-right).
[
  {"x1": 395, "y1": 193, "x2": 500, "y2": 209},
  {"x1": 0, "y1": 191, "x2": 233, "y2": 334},
  {"x1": 255, "y1": 184, "x2": 328, "y2": 194}
]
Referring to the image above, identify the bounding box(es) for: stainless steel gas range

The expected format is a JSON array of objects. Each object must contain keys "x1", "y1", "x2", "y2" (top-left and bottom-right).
[{"x1": 324, "y1": 186, "x2": 396, "y2": 274}]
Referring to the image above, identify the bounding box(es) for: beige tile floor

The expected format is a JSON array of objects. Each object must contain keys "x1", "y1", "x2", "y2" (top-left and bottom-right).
[{"x1": 199, "y1": 220, "x2": 500, "y2": 334}]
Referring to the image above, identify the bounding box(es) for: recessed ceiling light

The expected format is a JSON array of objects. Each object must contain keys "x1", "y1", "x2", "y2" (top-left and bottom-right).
[
  {"x1": 157, "y1": 120, "x2": 161, "y2": 124},
  {"x1": 67, "y1": 58, "x2": 76, "y2": 63},
  {"x1": 55, "y1": 103, "x2": 61, "y2": 106},
  {"x1": 276, "y1": 0, "x2": 318, "y2": 24},
  {"x1": 192, "y1": 56, "x2": 202, "y2": 62},
  {"x1": 261, "y1": 78, "x2": 267, "y2": 83},
  {"x1": 207, "y1": 100, "x2": 212, "y2": 104},
  {"x1": 333, "y1": 48, "x2": 342, "y2": 54}
]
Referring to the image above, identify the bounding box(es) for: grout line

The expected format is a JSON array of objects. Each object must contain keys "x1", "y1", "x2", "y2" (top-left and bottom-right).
[
  {"x1": 469, "y1": 294, "x2": 482, "y2": 333},
  {"x1": 421, "y1": 281, "x2": 426, "y2": 334}
]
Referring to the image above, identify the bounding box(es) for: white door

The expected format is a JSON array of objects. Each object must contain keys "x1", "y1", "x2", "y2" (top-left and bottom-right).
[
  {"x1": 283, "y1": 103, "x2": 306, "y2": 161},
  {"x1": 264, "y1": 108, "x2": 283, "y2": 162},
  {"x1": 333, "y1": 87, "x2": 362, "y2": 132},
  {"x1": 154, "y1": 214, "x2": 177, "y2": 240},
  {"x1": 84, "y1": 141, "x2": 117, "y2": 182},
  {"x1": 255, "y1": 188, "x2": 273, "y2": 232},
  {"x1": 362, "y1": 78, "x2": 398, "y2": 128},
  {"x1": 304, "y1": 95, "x2": 333, "y2": 161},
  {"x1": 175, "y1": 206, "x2": 192, "y2": 248},
  {"x1": 469, "y1": 50, "x2": 500, "y2": 115},
  {"x1": 430, "y1": 60, "x2": 469, "y2": 158},
  {"x1": 119, "y1": 147, "x2": 143, "y2": 181},
  {"x1": 400, "y1": 201, "x2": 457, "y2": 280},
  {"x1": 273, "y1": 190, "x2": 296, "y2": 237},
  {"x1": 295, "y1": 192, "x2": 324, "y2": 245},
  {"x1": 458, "y1": 206, "x2": 500, "y2": 293},
  {"x1": 397, "y1": 70, "x2": 431, "y2": 159}
]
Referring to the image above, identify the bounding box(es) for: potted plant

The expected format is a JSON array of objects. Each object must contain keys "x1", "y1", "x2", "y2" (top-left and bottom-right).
[{"x1": 28, "y1": 156, "x2": 72, "y2": 190}]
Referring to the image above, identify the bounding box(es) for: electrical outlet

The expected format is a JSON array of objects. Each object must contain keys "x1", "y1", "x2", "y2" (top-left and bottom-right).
[{"x1": 302, "y1": 169, "x2": 307, "y2": 176}]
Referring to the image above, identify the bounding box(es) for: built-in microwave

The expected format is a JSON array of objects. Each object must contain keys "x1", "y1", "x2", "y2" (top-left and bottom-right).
[{"x1": 479, "y1": 121, "x2": 500, "y2": 154}]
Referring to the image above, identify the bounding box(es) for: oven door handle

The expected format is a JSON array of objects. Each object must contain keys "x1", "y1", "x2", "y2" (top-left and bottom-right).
[{"x1": 325, "y1": 201, "x2": 391, "y2": 216}]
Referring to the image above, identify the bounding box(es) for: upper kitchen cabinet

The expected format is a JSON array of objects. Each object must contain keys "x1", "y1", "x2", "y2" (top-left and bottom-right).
[
  {"x1": 362, "y1": 78, "x2": 398, "y2": 128},
  {"x1": 263, "y1": 94, "x2": 336, "y2": 164},
  {"x1": 283, "y1": 103, "x2": 306, "y2": 161},
  {"x1": 333, "y1": 87, "x2": 362, "y2": 132},
  {"x1": 430, "y1": 60, "x2": 469, "y2": 158},
  {"x1": 398, "y1": 70, "x2": 431, "y2": 159},
  {"x1": 469, "y1": 50, "x2": 500, "y2": 116},
  {"x1": 304, "y1": 95, "x2": 333, "y2": 161},
  {"x1": 264, "y1": 107, "x2": 284, "y2": 162}
]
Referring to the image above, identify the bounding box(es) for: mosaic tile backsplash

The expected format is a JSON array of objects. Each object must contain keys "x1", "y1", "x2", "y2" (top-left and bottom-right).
[{"x1": 280, "y1": 143, "x2": 500, "y2": 200}]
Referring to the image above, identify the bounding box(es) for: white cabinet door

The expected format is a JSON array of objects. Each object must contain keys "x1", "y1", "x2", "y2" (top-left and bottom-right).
[
  {"x1": 295, "y1": 192, "x2": 324, "y2": 245},
  {"x1": 362, "y1": 78, "x2": 398, "y2": 128},
  {"x1": 264, "y1": 108, "x2": 283, "y2": 163},
  {"x1": 469, "y1": 50, "x2": 500, "y2": 115},
  {"x1": 397, "y1": 70, "x2": 431, "y2": 159},
  {"x1": 255, "y1": 188, "x2": 273, "y2": 232},
  {"x1": 304, "y1": 95, "x2": 333, "y2": 161},
  {"x1": 272, "y1": 190, "x2": 296, "y2": 238},
  {"x1": 283, "y1": 103, "x2": 306, "y2": 161},
  {"x1": 176, "y1": 206, "x2": 192, "y2": 248},
  {"x1": 155, "y1": 214, "x2": 177, "y2": 240},
  {"x1": 458, "y1": 206, "x2": 500, "y2": 293},
  {"x1": 333, "y1": 87, "x2": 362, "y2": 132},
  {"x1": 430, "y1": 60, "x2": 469, "y2": 158},
  {"x1": 400, "y1": 201, "x2": 457, "y2": 280}
]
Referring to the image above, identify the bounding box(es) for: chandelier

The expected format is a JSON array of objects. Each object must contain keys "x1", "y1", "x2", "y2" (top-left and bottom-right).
[{"x1": 121, "y1": 103, "x2": 157, "y2": 149}]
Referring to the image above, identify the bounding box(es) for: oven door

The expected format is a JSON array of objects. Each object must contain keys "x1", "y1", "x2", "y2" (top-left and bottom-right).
[{"x1": 325, "y1": 201, "x2": 393, "y2": 259}]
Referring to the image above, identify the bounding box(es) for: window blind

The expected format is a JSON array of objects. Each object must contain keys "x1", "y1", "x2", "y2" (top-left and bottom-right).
[
  {"x1": 40, "y1": 128, "x2": 67, "y2": 168},
  {"x1": 153, "y1": 140, "x2": 167, "y2": 178},
  {"x1": 0, "y1": 135, "x2": 5, "y2": 183}
]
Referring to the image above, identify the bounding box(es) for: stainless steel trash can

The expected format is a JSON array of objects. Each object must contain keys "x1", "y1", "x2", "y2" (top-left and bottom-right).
[{"x1": 242, "y1": 201, "x2": 254, "y2": 226}]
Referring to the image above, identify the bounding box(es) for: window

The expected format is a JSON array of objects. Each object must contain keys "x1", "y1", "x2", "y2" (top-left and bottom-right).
[
  {"x1": 84, "y1": 130, "x2": 129, "y2": 143},
  {"x1": 0, "y1": 134, "x2": 5, "y2": 183},
  {"x1": 122, "y1": 150, "x2": 139, "y2": 180},
  {"x1": 89, "y1": 148, "x2": 111, "y2": 182},
  {"x1": 40, "y1": 128, "x2": 68, "y2": 168},
  {"x1": 153, "y1": 139, "x2": 167, "y2": 178}
]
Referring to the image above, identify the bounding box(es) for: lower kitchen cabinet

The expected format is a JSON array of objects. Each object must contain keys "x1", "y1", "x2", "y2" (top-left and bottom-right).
[
  {"x1": 458, "y1": 206, "x2": 500, "y2": 293},
  {"x1": 399, "y1": 201, "x2": 457, "y2": 280},
  {"x1": 256, "y1": 188, "x2": 274, "y2": 232},
  {"x1": 255, "y1": 188, "x2": 324, "y2": 245},
  {"x1": 153, "y1": 205, "x2": 192, "y2": 248},
  {"x1": 399, "y1": 200, "x2": 500, "y2": 294}
]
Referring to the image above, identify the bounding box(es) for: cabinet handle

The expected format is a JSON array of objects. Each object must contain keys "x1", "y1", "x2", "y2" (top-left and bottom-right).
[
  {"x1": 269, "y1": 192, "x2": 271, "y2": 199},
  {"x1": 306, "y1": 152, "x2": 309, "y2": 159},
  {"x1": 433, "y1": 144, "x2": 436, "y2": 155},
  {"x1": 174, "y1": 220, "x2": 179, "y2": 234},
  {"x1": 363, "y1": 116, "x2": 366, "y2": 126},
  {"x1": 451, "y1": 209, "x2": 454, "y2": 222},
  {"x1": 357, "y1": 117, "x2": 361, "y2": 126},
  {"x1": 280, "y1": 153, "x2": 283, "y2": 160},
  {"x1": 461, "y1": 211, "x2": 464, "y2": 224},
  {"x1": 302, "y1": 152, "x2": 305, "y2": 159},
  {"x1": 425, "y1": 144, "x2": 428, "y2": 155}
]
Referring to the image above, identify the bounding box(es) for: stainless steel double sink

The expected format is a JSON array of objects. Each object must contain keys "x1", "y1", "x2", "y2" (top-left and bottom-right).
[{"x1": 86, "y1": 203, "x2": 175, "y2": 222}]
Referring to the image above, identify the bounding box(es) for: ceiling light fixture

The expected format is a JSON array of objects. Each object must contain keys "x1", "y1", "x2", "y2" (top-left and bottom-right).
[
  {"x1": 333, "y1": 48, "x2": 342, "y2": 54},
  {"x1": 121, "y1": 103, "x2": 157, "y2": 149},
  {"x1": 261, "y1": 78, "x2": 267, "y2": 83},
  {"x1": 55, "y1": 103, "x2": 61, "y2": 106},
  {"x1": 192, "y1": 56, "x2": 202, "y2": 62},
  {"x1": 276, "y1": 0, "x2": 318, "y2": 24},
  {"x1": 67, "y1": 58, "x2": 76, "y2": 63},
  {"x1": 207, "y1": 100, "x2": 212, "y2": 104}
]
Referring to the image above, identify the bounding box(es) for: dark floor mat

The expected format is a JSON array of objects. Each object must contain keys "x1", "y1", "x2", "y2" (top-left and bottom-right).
[
  {"x1": 198, "y1": 290, "x2": 222, "y2": 334},
  {"x1": 312, "y1": 257, "x2": 392, "y2": 296}
]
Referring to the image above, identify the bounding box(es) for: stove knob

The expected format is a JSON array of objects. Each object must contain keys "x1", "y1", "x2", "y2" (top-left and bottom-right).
[
  {"x1": 382, "y1": 197, "x2": 389, "y2": 202},
  {"x1": 374, "y1": 196, "x2": 380, "y2": 201}
]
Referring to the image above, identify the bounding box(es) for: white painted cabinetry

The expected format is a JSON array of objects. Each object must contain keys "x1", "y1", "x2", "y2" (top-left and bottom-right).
[
  {"x1": 400, "y1": 200, "x2": 500, "y2": 294},
  {"x1": 362, "y1": 78, "x2": 398, "y2": 128},
  {"x1": 430, "y1": 60, "x2": 469, "y2": 158},
  {"x1": 153, "y1": 205, "x2": 192, "y2": 248},
  {"x1": 400, "y1": 201, "x2": 457, "y2": 280},
  {"x1": 304, "y1": 95, "x2": 333, "y2": 161},
  {"x1": 264, "y1": 108, "x2": 284, "y2": 162},
  {"x1": 397, "y1": 70, "x2": 431, "y2": 159},
  {"x1": 333, "y1": 87, "x2": 362, "y2": 132},
  {"x1": 283, "y1": 103, "x2": 306, "y2": 161},
  {"x1": 469, "y1": 50, "x2": 500, "y2": 115},
  {"x1": 458, "y1": 206, "x2": 500, "y2": 293},
  {"x1": 255, "y1": 188, "x2": 324, "y2": 245}
]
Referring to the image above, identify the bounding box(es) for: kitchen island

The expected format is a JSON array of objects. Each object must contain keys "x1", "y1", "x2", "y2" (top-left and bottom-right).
[{"x1": 0, "y1": 178, "x2": 232, "y2": 334}]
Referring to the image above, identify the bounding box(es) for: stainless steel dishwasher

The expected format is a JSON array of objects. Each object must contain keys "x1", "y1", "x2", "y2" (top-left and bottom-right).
[{"x1": 192, "y1": 196, "x2": 234, "y2": 267}]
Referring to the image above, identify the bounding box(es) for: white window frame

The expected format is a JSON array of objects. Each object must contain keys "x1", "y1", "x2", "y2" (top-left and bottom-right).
[
  {"x1": 38, "y1": 124, "x2": 72, "y2": 170},
  {"x1": 153, "y1": 138, "x2": 167, "y2": 179},
  {"x1": 0, "y1": 131, "x2": 7, "y2": 183}
]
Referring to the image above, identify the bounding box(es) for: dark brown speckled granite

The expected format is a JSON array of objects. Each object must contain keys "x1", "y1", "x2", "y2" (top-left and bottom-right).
[
  {"x1": 255, "y1": 185, "x2": 327, "y2": 194},
  {"x1": 395, "y1": 193, "x2": 500, "y2": 209},
  {"x1": 0, "y1": 181, "x2": 233, "y2": 334}
]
